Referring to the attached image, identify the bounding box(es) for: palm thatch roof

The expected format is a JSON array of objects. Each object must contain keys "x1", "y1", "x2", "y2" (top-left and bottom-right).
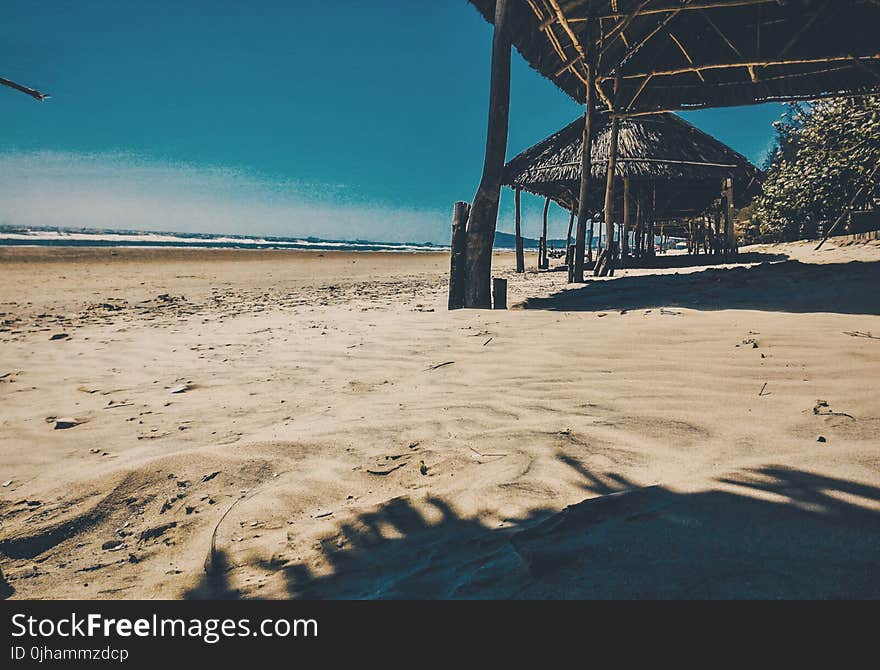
[
  {"x1": 469, "y1": 1, "x2": 880, "y2": 114},
  {"x1": 504, "y1": 112, "x2": 761, "y2": 217}
]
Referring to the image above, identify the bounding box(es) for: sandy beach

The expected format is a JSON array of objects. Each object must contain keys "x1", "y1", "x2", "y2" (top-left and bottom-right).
[{"x1": 1, "y1": 240, "x2": 879, "y2": 599}]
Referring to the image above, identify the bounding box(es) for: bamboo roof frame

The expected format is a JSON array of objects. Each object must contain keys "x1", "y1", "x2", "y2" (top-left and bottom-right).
[{"x1": 469, "y1": 1, "x2": 880, "y2": 115}]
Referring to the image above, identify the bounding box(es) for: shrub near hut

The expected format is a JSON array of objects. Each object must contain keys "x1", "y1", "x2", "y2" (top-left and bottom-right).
[{"x1": 754, "y1": 96, "x2": 880, "y2": 241}]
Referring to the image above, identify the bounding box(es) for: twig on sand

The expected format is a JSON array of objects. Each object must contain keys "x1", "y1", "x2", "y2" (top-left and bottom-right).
[
  {"x1": 809, "y1": 400, "x2": 855, "y2": 420},
  {"x1": 758, "y1": 382, "x2": 769, "y2": 397},
  {"x1": 815, "y1": 410, "x2": 856, "y2": 420},
  {"x1": 843, "y1": 331, "x2": 880, "y2": 340},
  {"x1": 469, "y1": 446, "x2": 507, "y2": 459},
  {"x1": 483, "y1": 338, "x2": 493, "y2": 346},
  {"x1": 425, "y1": 361, "x2": 455, "y2": 371},
  {"x1": 205, "y1": 490, "x2": 258, "y2": 574}
]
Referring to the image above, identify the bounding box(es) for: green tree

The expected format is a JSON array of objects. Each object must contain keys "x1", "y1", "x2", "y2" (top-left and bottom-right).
[{"x1": 754, "y1": 96, "x2": 880, "y2": 241}]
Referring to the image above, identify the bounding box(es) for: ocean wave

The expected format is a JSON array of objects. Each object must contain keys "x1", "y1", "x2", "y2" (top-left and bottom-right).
[{"x1": 0, "y1": 229, "x2": 448, "y2": 252}]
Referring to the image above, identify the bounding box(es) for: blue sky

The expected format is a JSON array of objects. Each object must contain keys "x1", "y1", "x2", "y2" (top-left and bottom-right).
[{"x1": 1, "y1": 1, "x2": 782, "y2": 243}]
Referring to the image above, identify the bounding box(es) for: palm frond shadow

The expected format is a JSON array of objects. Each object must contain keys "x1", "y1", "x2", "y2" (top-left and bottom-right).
[{"x1": 185, "y1": 459, "x2": 880, "y2": 599}]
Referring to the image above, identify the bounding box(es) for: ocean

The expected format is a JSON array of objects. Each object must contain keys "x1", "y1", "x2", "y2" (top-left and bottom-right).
[{"x1": 0, "y1": 227, "x2": 447, "y2": 252}]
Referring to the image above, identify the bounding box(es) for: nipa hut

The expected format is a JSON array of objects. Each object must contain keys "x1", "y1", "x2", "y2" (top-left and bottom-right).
[
  {"x1": 450, "y1": 1, "x2": 880, "y2": 309},
  {"x1": 503, "y1": 112, "x2": 762, "y2": 271}
]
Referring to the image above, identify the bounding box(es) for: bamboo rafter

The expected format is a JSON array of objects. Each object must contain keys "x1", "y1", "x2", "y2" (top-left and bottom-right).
[
  {"x1": 469, "y1": 0, "x2": 880, "y2": 114},
  {"x1": 602, "y1": 53, "x2": 880, "y2": 82},
  {"x1": 668, "y1": 31, "x2": 706, "y2": 82},
  {"x1": 565, "y1": 0, "x2": 795, "y2": 21},
  {"x1": 529, "y1": 0, "x2": 616, "y2": 110}
]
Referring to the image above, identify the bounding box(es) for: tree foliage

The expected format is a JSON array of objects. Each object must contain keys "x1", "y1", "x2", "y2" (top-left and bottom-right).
[{"x1": 751, "y1": 96, "x2": 880, "y2": 241}]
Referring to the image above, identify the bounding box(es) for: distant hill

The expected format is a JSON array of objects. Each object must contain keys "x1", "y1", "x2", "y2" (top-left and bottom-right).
[{"x1": 494, "y1": 231, "x2": 569, "y2": 249}]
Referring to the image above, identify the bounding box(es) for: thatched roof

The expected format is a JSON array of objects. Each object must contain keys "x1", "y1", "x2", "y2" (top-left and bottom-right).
[
  {"x1": 469, "y1": 1, "x2": 880, "y2": 114},
  {"x1": 504, "y1": 112, "x2": 761, "y2": 217}
]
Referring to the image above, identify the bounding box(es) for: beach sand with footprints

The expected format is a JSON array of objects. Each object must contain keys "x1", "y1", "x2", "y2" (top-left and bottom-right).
[{"x1": 1, "y1": 239, "x2": 879, "y2": 599}]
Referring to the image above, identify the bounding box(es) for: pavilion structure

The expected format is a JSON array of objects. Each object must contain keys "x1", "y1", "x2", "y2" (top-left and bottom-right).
[
  {"x1": 503, "y1": 111, "x2": 762, "y2": 275},
  {"x1": 450, "y1": 0, "x2": 880, "y2": 309}
]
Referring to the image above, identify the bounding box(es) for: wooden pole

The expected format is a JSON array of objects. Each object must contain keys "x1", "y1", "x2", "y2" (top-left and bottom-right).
[
  {"x1": 566, "y1": 207, "x2": 575, "y2": 261},
  {"x1": 514, "y1": 187, "x2": 524, "y2": 273},
  {"x1": 816, "y1": 162, "x2": 880, "y2": 249},
  {"x1": 587, "y1": 219, "x2": 601, "y2": 263},
  {"x1": 586, "y1": 217, "x2": 595, "y2": 263},
  {"x1": 596, "y1": 76, "x2": 622, "y2": 277},
  {"x1": 572, "y1": 12, "x2": 597, "y2": 283},
  {"x1": 462, "y1": 0, "x2": 510, "y2": 309},
  {"x1": 724, "y1": 177, "x2": 736, "y2": 257},
  {"x1": 645, "y1": 182, "x2": 657, "y2": 258},
  {"x1": 492, "y1": 277, "x2": 507, "y2": 310},
  {"x1": 622, "y1": 175, "x2": 631, "y2": 260},
  {"x1": 635, "y1": 190, "x2": 643, "y2": 257},
  {"x1": 448, "y1": 201, "x2": 470, "y2": 310},
  {"x1": 540, "y1": 196, "x2": 551, "y2": 269},
  {"x1": 703, "y1": 214, "x2": 710, "y2": 254},
  {"x1": 688, "y1": 219, "x2": 694, "y2": 255}
]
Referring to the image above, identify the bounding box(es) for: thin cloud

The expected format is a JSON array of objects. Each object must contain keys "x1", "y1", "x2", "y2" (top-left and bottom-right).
[{"x1": 0, "y1": 151, "x2": 449, "y2": 244}]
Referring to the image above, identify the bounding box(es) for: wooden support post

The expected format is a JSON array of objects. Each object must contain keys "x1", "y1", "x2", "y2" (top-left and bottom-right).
[
  {"x1": 448, "y1": 201, "x2": 470, "y2": 310},
  {"x1": 572, "y1": 15, "x2": 597, "y2": 283},
  {"x1": 492, "y1": 277, "x2": 507, "y2": 310},
  {"x1": 688, "y1": 219, "x2": 694, "y2": 255},
  {"x1": 588, "y1": 219, "x2": 596, "y2": 259},
  {"x1": 565, "y1": 208, "x2": 575, "y2": 262},
  {"x1": 596, "y1": 76, "x2": 621, "y2": 278},
  {"x1": 634, "y1": 192, "x2": 643, "y2": 258},
  {"x1": 724, "y1": 177, "x2": 736, "y2": 257},
  {"x1": 540, "y1": 196, "x2": 551, "y2": 269},
  {"x1": 649, "y1": 184, "x2": 657, "y2": 257},
  {"x1": 703, "y1": 215, "x2": 710, "y2": 254},
  {"x1": 462, "y1": 0, "x2": 510, "y2": 309},
  {"x1": 514, "y1": 188, "x2": 524, "y2": 273},
  {"x1": 622, "y1": 175, "x2": 631, "y2": 261}
]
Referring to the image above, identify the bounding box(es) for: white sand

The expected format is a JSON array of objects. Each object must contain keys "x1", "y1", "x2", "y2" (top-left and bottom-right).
[{"x1": 1, "y1": 239, "x2": 878, "y2": 599}]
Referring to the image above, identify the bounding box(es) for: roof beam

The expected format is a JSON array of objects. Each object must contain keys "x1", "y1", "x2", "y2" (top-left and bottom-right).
[
  {"x1": 667, "y1": 31, "x2": 707, "y2": 82},
  {"x1": 598, "y1": 0, "x2": 656, "y2": 57},
  {"x1": 603, "y1": 53, "x2": 880, "y2": 81},
  {"x1": 567, "y1": 0, "x2": 786, "y2": 21},
  {"x1": 700, "y1": 10, "x2": 744, "y2": 59},
  {"x1": 530, "y1": 0, "x2": 616, "y2": 110},
  {"x1": 546, "y1": 0, "x2": 587, "y2": 61},
  {"x1": 614, "y1": 0, "x2": 693, "y2": 70}
]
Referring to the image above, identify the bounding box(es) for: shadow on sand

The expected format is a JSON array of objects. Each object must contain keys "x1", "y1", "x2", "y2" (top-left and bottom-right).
[
  {"x1": 0, "y1": 567, "x2": 13, "y2": 600},
  {"x1": 523, "y1": 259, "x2": 880, "y2": 315},
  {"x1": 619, "y1": 250, "x2": 788, "y2": 270},
  {"x1": 185, "y1": 460, "x2": 880, "y2": 600}
]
